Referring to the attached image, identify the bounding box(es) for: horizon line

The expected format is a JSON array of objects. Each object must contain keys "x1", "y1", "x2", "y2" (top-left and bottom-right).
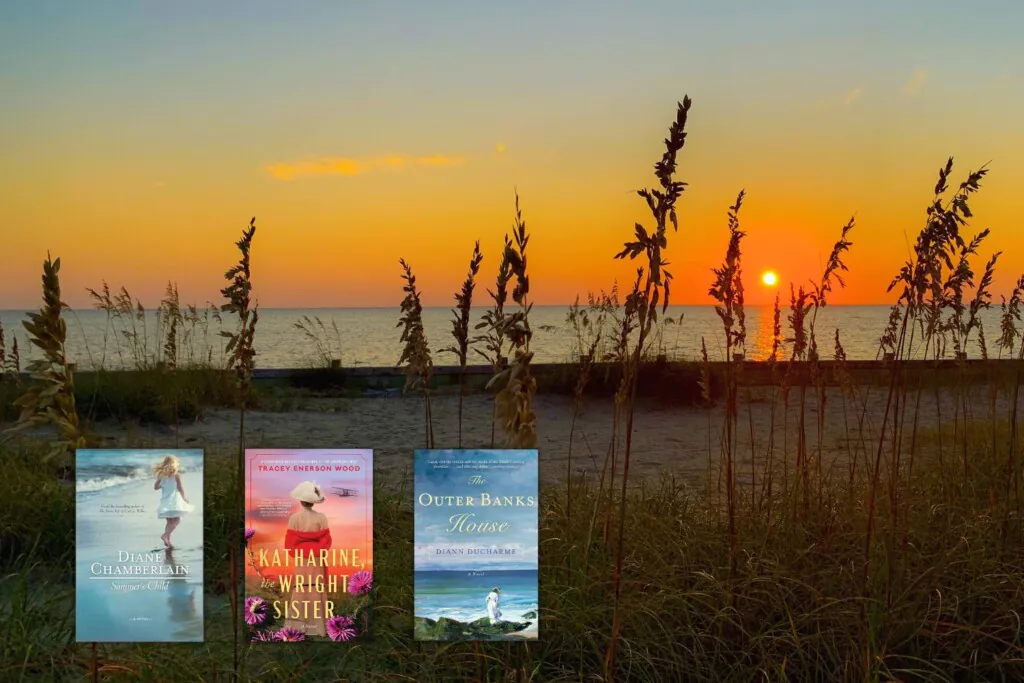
[{"x1": 0, "y1": 302, "x2": 900, "y2": 313}]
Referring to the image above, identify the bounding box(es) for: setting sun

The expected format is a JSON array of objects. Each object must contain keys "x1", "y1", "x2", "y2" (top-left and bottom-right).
[{"x1": 761, "y1": 271, "x2": 778, "y2": 287}]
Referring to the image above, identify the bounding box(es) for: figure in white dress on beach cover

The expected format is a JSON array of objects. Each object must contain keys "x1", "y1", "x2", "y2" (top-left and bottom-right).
[
  {"x1": 153, "y1": 455, "x2": 194, "y2": 549},
  {"x1": 486, "y1": 587, "x2": 502, "y2": 624}
]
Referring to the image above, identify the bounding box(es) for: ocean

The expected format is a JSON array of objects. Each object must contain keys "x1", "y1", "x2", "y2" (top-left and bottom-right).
[
  {"x1": 414, "y1": 569, "x2": 539, "y2": 627},
  {"x1": 0, "y1": 305, "x2": 1009, "y2": 370},
  {"x1": 75, "y1": 449, "x2": 204, "y2": 642}
]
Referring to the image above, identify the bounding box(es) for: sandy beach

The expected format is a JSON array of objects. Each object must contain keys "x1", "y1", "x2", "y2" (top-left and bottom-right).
[
  {"x1": 76, "y1": 454, "x2": 204, "y2": 643},
  {"x1": 89, "y1": 384, "x2": 1014, "y2": 487}
]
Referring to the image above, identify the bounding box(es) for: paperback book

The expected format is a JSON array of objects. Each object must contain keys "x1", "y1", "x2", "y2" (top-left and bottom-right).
[
  {"x1": 75, "y1": 449, "x2": 204, "y2": 642},
  {"x1": 414, "y1": 449, "x2": 539, "y2": 641},
  {"x1": 244, "y1": 448, "x2": 373, "y2": 642}
]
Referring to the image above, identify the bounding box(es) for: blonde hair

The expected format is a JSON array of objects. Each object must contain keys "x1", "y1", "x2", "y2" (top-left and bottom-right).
[{"x1": 152, "y1": 455, "x2": 181, "y2": 479}]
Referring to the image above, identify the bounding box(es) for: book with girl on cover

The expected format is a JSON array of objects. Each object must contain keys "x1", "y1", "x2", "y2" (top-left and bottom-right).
[
  {"x1": 414, "y1": 448, "x2": 539, "y2": 641},
  {"x1": 75, "y1": 449, "x2": 204, "y2": 642}
]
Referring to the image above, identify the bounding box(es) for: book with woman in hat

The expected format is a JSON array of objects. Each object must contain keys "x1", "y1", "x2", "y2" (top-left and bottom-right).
[{"x1": 282, "y1": 480, "x2": 333, "y2": 637}]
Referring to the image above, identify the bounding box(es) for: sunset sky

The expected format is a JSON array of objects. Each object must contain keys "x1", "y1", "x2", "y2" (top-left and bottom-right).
[{"x1": 2, "y1": 1, "x2": 1022, "y2": 309}]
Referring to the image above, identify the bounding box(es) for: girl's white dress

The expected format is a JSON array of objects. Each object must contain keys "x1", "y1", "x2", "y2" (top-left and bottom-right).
[
  {"x1": 486, "y1": 591, "x2": 502, "y2": 624},
  {"x1": 157, "y1": 476, "x2": 194, "y2": 518}
]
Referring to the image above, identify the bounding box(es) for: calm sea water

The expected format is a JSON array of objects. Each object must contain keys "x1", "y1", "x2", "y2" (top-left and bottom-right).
[
  {"x1": 0, "y1": 305, "x2": 1008, "y2": 370},
  {"x1": 414, "y1": 569, "x2": 539, "y2": 625}
]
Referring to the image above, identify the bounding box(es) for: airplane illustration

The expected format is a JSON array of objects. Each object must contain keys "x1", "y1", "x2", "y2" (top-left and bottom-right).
[{"x1": 332, "y1": 487, "x2": 357, "y2": 497}]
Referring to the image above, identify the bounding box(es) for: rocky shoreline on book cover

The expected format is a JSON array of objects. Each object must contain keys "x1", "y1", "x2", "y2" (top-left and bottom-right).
[
  {"x1": 244, "y1": 449, "x2": 374, "y2": 642},
  {"x1": 75, "y1": 449, "x2": 204, "y2": 642},
  {"x1": 414, "y1": 449, "x2": 539, "y2": 641}
]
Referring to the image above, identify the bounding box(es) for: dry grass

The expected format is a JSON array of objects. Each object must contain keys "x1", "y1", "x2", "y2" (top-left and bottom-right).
[
  {"x1": 3, "y1": 253, "x2": 90, "y2": 460},
  {"x1": 562, "y1": 291, "x2": 616, "y2": 557},
  {"x1": 475, "y1": 232, "x2": 514, "y2": 448},
  {"x1": 294, "y1": 314, "x2": 343, "y2": 368},
  {"x1": 0, "y1": 319, "x2": 22, "y2": 385},
  {"x1": 160, "y1": 281, "x2": 183, "y2": 370},
  {"x1": 219, "y1": 216, "x2": 259, "y2": 673},
  {"x1": 444, "y1": 240, "x2": 484, "y2": 447},
  {"x1": 86, "y1": 280, "x2": 225, "y2": 371},
  {"x1": 398, "y1": 257, "x2": 435, "y2": 448},
  {"x1": 1, "y1": 98, "x2": 1022, "y2": 682},
  {"x1": 600, "y1": 97, "x2": 692, "y2": 675},
  {"x1": 708, "y1": 188, "x2": 748, "y2": 578},
  {"x1": 487, "y1": 192, "x2": 539, "y2": 450}
]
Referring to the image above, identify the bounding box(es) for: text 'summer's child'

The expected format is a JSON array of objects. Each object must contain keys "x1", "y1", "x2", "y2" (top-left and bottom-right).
[
  {"x1": 414, "y1": 449, "x2": 539, "y2": 641},
  {"x1": 244, "y1": 449, "x2": 374, "y2": 642},
  {"x1": 75, "y1": 449, "x2": 204, "y2": 642}
]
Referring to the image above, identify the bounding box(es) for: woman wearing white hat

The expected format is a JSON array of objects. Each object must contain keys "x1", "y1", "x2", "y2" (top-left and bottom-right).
[{"x1": 282, "y1": 481, "x2": 333, "y2": 636}]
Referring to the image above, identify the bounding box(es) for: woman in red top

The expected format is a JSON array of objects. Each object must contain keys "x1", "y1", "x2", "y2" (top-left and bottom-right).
[{"x1": 283, "y1": 481, "x2": 333, "y2": 636}]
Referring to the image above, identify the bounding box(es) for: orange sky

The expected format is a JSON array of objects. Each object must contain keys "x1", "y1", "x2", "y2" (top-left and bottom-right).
[{"x1": 2, "y1": 4, "x2": 1022, "y2": 309}]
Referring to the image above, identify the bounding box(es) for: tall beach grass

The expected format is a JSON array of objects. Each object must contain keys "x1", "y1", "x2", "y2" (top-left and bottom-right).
[{"x1": 0, "y1": 98, "x2": 1021, "y2": 682}]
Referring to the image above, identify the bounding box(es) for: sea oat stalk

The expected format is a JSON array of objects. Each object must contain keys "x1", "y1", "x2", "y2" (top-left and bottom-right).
[
  {"x1": 475, "y1": 239, "x2": 513, "y2": 447},
  {"x1": 708, "y1": 189, "x2": 747, "y2": 570},
  {"x1": 219, "y1": 217, "x2": 258, "y2": 677},
  {"x1": 867, "y1": 159, "x2": 988, "y2": 599},
  {"x1": 5, "y1": 253, "x2": 91, "y2": 459},
  {"x1": 486, "y1": 192, "x2": 537, "y2": 449},
  {"x1": 444, "y1": 241, "x2": 483, "y2": 447},
  {"x1": 605, "y1": 98, "x2": 691, "y2": 678},
  {"x1": 397, "y1": 259, "x2": 435, "y2": 448}
]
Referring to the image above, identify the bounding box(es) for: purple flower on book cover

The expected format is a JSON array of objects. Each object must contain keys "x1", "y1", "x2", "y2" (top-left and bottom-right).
[
  {"x1": 244, "y1": 527, "x2": 255, "y2": 543},
  {"x1": 251, "y1": 629, "x2": 274, "y2": 642},
  {"x1": 326, "y1": 615, "x2": 358, "y2": 642},
  {"x1": 275, "y1": 627, "x2": 306, "y2": 642},
  {"x1": 348, "y1": 570, "x2": 372, "y2": 595},
  {"x1": 244, "y1": 595, "x2": 268, "y2": 625}
]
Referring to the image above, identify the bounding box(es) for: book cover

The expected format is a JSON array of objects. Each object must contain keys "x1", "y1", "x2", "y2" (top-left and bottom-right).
[
  {"x1": 244, "y1": 449, "x2": 373, "y2": 642},
  {"x1": 414, "y1": 449, "x2": 539, "y2": 641},
  {"x1": 75, "y1": 449, "x2": 204, "y2": 642}
]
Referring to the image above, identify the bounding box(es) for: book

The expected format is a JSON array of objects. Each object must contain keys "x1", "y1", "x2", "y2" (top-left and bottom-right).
[
  {"x1": 244, "y1": 449, "x2": 373, "y2": 642},
  {"x1": 414, "y1": 448, "x2": 539, "y2": 641},
  {"x1": 75, "y1": 449, "x2": 204, "y2": 642}
]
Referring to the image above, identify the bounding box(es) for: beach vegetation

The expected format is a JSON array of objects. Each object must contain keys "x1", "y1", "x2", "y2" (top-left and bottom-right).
[
  {"x1": 487, "y1": 191, "x2": 538, "y2": 450},
  {"x1": 3, "y1": 253, "x2": 91, "y2": 461},
  {"x1": 443, "y1": 240, "x2": 483, "y2": 447},
  {"x1": 294, "y1": 315, "x2": 344, "y2": 369},
  {"x1": 219, "y1": 216, "x2": 259, "y2": 673},
  {"x1": 0, "y1": 100, "x2": 1021, "y2": 682},
  {"x1": 397, "y1": 258, "x2": 435, "y2": 448}
]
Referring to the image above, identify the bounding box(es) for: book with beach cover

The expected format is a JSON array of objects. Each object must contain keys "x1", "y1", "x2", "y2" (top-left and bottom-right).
[
  {"x1": 414, "y1": 449, "x2": 539, "y2": 641},
  {"x1": 75, "y1": 449, "x2": 204, "y2": 642},
  {"x1": 244, "y1": 449, "x2": 373, "y2": 642}
]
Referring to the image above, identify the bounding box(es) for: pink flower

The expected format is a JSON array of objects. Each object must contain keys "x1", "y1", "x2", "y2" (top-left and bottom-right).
[
  {"x1": 244, "y1": 528, "x2": 256, "y2": 543},
  {"x1": 244, "y1": 596, "x2": 268, "y2": 626},
  {"x1": 251, "y1": 629, "x2": 274, "y2": 642},
  {"x1": 275, "y1": 627, "x2": 306, "y2": 642},
  {"x1": 326, "y1": 615, "x2": 358, "y2": 642},
  {"x1": 347, "y1": 570, "x2": 372, "y2": 595}
]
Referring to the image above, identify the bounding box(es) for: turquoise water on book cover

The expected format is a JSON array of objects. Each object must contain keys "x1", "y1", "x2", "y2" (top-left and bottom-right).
[
  {"x1": 75, "y1": 449, "x2": 204, "y2": 642},
  {"x1": 415, "y1": 569, "x2": 539, "y2": 624},
  {"x1": 414, "y1": 449, "x2": 539, "y2": 639}
]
